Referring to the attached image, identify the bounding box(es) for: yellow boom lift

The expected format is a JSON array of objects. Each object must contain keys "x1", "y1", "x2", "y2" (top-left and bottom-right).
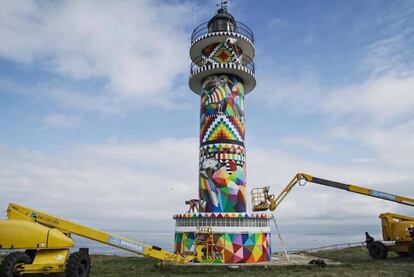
[
  {"x1": 0, "y1": 203, "x2": 218, "y2": 277},
  {"x1": 251, "y1": 173, "x2": 414, "y2": 260}
]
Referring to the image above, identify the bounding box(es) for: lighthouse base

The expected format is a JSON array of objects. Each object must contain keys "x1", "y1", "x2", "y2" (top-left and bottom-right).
[{"x1": 173, "y1": 213, "x2": 272, "y2": 264}]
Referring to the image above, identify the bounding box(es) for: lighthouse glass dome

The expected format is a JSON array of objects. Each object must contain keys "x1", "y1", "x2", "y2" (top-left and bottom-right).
[
  {"x1": 173, "y1": 6, "x2": 271, "y2": 264},
  {"x1": 207, "y1": 8, "x2": 236, "y2": 32}
]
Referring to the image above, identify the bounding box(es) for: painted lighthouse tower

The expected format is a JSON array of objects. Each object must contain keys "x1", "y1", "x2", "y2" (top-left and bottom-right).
[{"x1": 173, "y1": 4, "x2": 272, "y2": 263}]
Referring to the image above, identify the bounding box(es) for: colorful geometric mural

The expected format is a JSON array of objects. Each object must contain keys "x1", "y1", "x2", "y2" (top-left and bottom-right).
[
  {"x1": 200, "y1": 144, "x2": 245, "y2": 167},
  {"x1": 173, "y1": 213, "x2": 272, "y2": 219},
  {"x1": 199, "y1": 72, "x2": 246, "y2": 213},
  {"x1": 175, "y1": 232, "x2": 271, "y2": 263},
  {"x1": 182, "y1": 7, "x2": 267, "y2": 265},
  {"x1": 202, "y1": 42, "x2": 243, "y2": 65},
  {"x1": 174, "y1": 232, "x2": 195, "y2": 255},
  {"x1": 202, "y1": 115, "x2": 243, "y2": 142},
  {"x1": 200, "y1": 74, "x2": 245, "y2": 126}
]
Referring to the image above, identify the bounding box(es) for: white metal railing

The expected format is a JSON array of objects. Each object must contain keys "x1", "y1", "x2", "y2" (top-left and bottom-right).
[{"x1": 175, "y1": 217, "x2": 270, "y2": 228}]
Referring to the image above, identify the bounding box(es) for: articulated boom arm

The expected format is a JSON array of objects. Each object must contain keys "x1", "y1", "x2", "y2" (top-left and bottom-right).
[
  {"x1": 6, "y1": 203, "x2": 194, "y2": 264},
  {"x1": 268, "y1": 173, "x2": 414, "y2": 211}
]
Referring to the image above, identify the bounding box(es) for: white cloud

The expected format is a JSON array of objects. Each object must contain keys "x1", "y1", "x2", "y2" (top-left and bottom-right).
[
  {"x1": 254, "y1": 72, "x2": 414, "y2": 183},
  {"x1": 361, "y1": 7, "x2": 414, "y2": 77},
  {"x1": 1, "y1": 138, "x2": 413, "y2": 225},
  {"x1": 256, "y1": 72, "x2": 414, "y2": 125},
  {"x1": 323, "y1": 74, "x2": 414, "y2": 124},
  {"x1": 0, "y1": 138, "x2": 199, "y2": 221},
  {"x1": 39, "y1": 85, "x2": 129, "y2": 116},
  {"x1": 330, "y1": 119, "x2": 414, "y2": 168},
  {"x1": 256, "y1": 2, "x2": 414, "y2": 126},
  {"x1": 42, "y1": 113, "x2": 81, "y2": 128},
  {"x1": 254, "y1": 74, "x2": 322, "y2": 113},
  {"x1": 324, "y1": 7, "x2": 414, "y2": 124},
  {"x1": 0, "y1": 0, "x2": 191, "y2": 104},
  {"x1": 278, "y1": 136, "x2": 331, "y2": 154},
  {"x1": 0, "y1": 79, "x2": 133, "y2": 116}
]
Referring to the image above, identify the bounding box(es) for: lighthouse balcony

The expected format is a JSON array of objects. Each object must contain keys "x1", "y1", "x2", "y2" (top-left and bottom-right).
[
  {"x1": 189, "y1": 54, "x2": 256, "y2": 94},
  {"x1": 190, "y1": 20, "x2": 255, "y2": 62},
  {"x1": 192, "y1": 20, "x2": 254, "y2": 43}
]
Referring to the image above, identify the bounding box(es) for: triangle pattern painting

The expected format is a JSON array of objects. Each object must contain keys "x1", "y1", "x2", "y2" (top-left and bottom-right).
[
  {"x1": 174, "y1": 231, "x2": 271, "y2": 264},
  {"x1": 202, "y1": 115, "x2": 243, "y2": 143},
  {"x1": 216, "y1": 232, "x2": 271, "y2": 263}
]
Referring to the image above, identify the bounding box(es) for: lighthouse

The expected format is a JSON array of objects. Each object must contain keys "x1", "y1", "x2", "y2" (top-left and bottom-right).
[{"x1": 173, "y1": 3, "x2": 272, "y2": 264}]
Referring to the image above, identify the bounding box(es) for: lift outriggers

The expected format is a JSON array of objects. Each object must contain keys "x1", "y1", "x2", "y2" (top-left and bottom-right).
[
  {"x1": 251, "y1": 173, "x2": 414, "y2": 260},
  {"x1": 0, "y1": 203, "x2": 200, "y2": 276}
]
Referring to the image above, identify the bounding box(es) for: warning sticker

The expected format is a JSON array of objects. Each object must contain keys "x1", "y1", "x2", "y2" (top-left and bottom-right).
[
  {"x1": 371, "y1": 190, "x2": 396, "y2": 201},
  {"x1": 108, "y1": 236, "x2": 144, "y2": 253}
]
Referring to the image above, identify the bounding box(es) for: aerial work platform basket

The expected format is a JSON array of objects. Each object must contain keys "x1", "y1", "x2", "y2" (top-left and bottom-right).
[{"x1": 251, "y1": 186, "x2": 276, "y2": 212}]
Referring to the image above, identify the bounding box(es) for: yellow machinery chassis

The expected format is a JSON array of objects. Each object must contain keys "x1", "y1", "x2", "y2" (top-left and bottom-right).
[{"x1": 0, "y1": 203, "x2": 197, "y2": 276}]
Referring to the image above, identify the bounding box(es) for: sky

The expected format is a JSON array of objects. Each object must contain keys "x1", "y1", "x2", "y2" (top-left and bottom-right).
[{"x1": 1, "y1": 0, "x2": 414, "y2": 248}]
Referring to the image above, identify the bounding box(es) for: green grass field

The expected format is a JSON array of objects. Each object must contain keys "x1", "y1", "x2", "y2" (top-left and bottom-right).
[{"x1": 1, "y1": 247, "x2": 414, "y2": 276}]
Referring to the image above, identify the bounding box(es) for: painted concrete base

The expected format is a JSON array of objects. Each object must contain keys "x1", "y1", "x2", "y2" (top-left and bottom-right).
[{"x1": 173, "y1": 212, "x2": 272, "y2": 263}]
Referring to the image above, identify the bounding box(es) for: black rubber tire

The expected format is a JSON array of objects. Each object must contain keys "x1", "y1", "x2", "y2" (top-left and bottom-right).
[
  {"x1": 408, "y1": 243, "x2": 414, "y2": 260},
  {"x1": 396, "y1": 251, "x2": 410, "y2": 258},
  {"x1": 23, "y1": 250, "x2": 36, "y2": 263},
  {"x1": 65, "y1": 251, "x2": 91, "y2": 277},
  {"x1": 0, "y1": 252, "x2": 31, "y2": 277},
  {"x1": 368, "y1": 241, "x2": 388, "y2": 260}
]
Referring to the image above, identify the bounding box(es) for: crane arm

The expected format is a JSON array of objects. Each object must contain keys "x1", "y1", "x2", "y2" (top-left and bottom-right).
[
  {"x1": 270, "y1": 173, "x2": 414, "y2": 211},
  {"x1": 272, "y1": 173, "x2": 307, "y2": 210},
  {"x1": 6, "y1": 203, "x2": 194, "y2": 264}
]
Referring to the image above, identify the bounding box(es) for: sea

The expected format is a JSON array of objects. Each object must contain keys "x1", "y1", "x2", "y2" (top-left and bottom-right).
[{"x1": 72, "y1": 220, "x2": 382, "y2": 255}]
